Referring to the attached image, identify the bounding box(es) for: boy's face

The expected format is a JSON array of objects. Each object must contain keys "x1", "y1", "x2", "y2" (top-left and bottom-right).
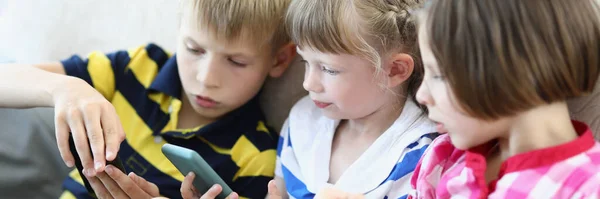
[
  {"x1": 297, "y1": 47, "x2": 390, "y2": 120},
  {"x1": 175, "y1": 23, "x2": 277, "y2": 120}
]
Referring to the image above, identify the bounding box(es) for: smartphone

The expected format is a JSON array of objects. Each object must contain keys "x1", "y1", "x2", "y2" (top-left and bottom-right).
[
  {"x1": 68, "y1": 134, "x2": 126, "y2": 198},
  {"x1": 161, "y1": 143, "x2": 233, "y2": 199}
]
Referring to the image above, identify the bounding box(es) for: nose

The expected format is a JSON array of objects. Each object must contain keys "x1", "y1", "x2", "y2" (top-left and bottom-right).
[
  {"x1": 196, "y1": 56, "x2": 221, "y2": 89},
  {"x1": 302, "y1": 66, "x2": 324, "y2": 93},
  {"x1": 416, "y1": 81, "x2": 433, "y2": 106}
]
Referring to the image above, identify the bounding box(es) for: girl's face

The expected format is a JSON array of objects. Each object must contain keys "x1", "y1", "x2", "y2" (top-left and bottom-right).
[
  {"x1": 297, "y1": 47, "x2": 390, "y2": 120},
  {"x1": 415, "y1": 23, "x2": 511, "y2": 150}
]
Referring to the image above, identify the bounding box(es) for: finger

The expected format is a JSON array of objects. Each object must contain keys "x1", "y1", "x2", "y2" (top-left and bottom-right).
[
  {"x1": 267, "y1": 180, "x2": 282, "y2": 199},
  {"x1": 129, "y1": 172, "x2": 160, "y2": 197},
  {"x1": 181, "y1": 172, "x2": 198, "y2": 199},
  {"x1": 54, "y1": 113, "x2": 74, "y2": 167},
  {"x1": 97, "y1": 169, "x2": 129, "y2": 199},
  {"x1": 226, "y1": 192, "x2": 239, "y2": 199},
  {"x1": 101, "y1": 106, "x2": 125, "y2": 161},
  {"x1": 68, "y1": 109, "x2": 95, "y2": 177},
  {"x1": 106, "y1": 165, "x2": 150, "y2": 199},
  {"x1": 82, "y1": 105, "x2": 106, "y2": 173},
  {"x1": 86, "y1": 175, "x2": 113, "y2": 199},
  {"x1": 200, "y1": 184, "x2": 223, "y2": 199}
]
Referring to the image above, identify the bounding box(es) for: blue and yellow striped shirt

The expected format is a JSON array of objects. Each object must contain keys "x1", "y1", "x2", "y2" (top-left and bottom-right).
[{"x1": 59, "y1": 43, "x2": 278, "y2": 199}]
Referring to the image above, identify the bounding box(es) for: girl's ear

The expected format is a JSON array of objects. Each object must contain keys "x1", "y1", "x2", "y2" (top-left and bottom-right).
[{"x1": 386, "y1": 53, "x2": 414, "y2": 88}]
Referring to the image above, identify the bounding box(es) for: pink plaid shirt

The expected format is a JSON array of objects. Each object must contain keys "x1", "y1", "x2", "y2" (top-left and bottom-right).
[{"x1": 409, "y1": 121, "x2": 600, "y2": 199}]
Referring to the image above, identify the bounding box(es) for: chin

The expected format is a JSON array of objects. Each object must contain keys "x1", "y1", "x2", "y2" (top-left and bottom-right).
[
  {"x1": 448, "y1": 136, "x2": 473, "y2": 150},
  {"x1": 321, "y1": 111, "x2": 346, "y2": 120}
]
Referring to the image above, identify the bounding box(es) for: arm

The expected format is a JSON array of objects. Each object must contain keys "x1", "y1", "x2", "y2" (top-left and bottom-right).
[
  {"x1": 0, "y1": 63, "x2": 67, "y2": 108},
  {"x1": 0, "y1": 62, "x2": 125, "y2": 178}
]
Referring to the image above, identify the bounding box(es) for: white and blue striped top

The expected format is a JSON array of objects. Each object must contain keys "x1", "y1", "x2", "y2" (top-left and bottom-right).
[{"x1": 275, "y1": 96, "x2": 438, "y2": 199}]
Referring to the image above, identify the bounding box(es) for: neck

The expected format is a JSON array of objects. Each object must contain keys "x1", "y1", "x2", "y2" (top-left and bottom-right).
[
  {"x1": 343, "y1": 96, "x2": 408, "y2": 137},
  {"x1": 497, "y1": 101, "x2": 578, "y2": 160},
  {"x1": 177, "y1": 93, "x2": 215, "y2": 129}
]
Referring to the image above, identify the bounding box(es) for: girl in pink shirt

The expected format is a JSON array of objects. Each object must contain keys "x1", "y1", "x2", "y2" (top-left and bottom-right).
[{"x1": 409, "y1": 0, "x2": 600, "y2": 198}]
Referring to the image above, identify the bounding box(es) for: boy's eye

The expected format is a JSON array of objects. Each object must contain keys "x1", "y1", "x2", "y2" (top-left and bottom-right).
[
  {"x1": 321, "y1": 66, "x2": 339, "y2": 75},
  {"x1": 228, "y1": 58, "x2": 247, "y2": 67},
  {"x1": 186, "y1": 46, "x2": 205, "y2": 55}
]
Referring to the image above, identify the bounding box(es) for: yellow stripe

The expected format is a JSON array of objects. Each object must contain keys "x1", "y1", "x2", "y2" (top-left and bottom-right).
[
  {"x1": 160, "y1": 99, "x2": 206, "y2": 136},
  {"x1": 198, "y1": 137, "x2": 232, "y2": 155},
  {"x1": 256, "y1": 121, "x2": 270, "y2": 133},
  {"x1": 127, "y1": 46, "x2": 159, "y2": 88},
  {"x1": 230, "y1": 135, "x2": 276, "y2": 180},
  {"x1": 148, "y1": 92, "x2": 171, "y2": 115},
  {"x1": 59, "y1": 190, "x2": 77, "y2": 199},
  {"x1": 112, "y1": 91, "x2": 185, "y2": 181},
  {"x1": 87, "y1": 51, "x2": 116, "y2": 100},
  {"x1": 68, "y1": 168, "x2": 85, "y2": 185}
]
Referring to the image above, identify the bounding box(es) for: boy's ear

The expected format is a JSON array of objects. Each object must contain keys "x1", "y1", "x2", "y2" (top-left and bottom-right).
[
  {"x1": 386, "y1": 53, "x2": 414, "y2": 88},
  {"x1": 269, "y1": 43, "x2": 297, "y2": 78}
]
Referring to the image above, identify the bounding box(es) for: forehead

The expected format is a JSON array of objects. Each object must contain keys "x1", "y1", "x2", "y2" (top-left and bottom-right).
[
  {"x1": 297, "y1": 47, "x2": 372, "y2": 70},
  {"x1": 417, "y1": 23, "x2": 439, "y2": 70},
  {"x1": 180, "y1": 22, "x2": 270, "y2": 58}
]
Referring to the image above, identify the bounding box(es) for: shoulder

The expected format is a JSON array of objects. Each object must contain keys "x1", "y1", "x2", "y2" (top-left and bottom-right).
[
  {"x1": 287, "y1": 95, "x2": 329, "y2": 132},
  {"x1": 410, "y1": 134, "x2": 464, "y2": 194},
  {"x1": 126, "y1": 43, "x2": 171, "y2": 59},
  {"x1": 289, "y1": 95, "x2": 321, "y2": 119}
]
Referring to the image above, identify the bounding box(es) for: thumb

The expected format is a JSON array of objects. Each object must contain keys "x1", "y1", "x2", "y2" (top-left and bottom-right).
[{"x1": 267, "y1": 180, "x2": 282, "y2": 199}]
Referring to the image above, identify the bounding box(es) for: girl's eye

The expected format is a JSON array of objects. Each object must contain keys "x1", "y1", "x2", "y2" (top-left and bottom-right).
[{"x1": 321, "y1": 66, "x2": 340, "y2": 75}]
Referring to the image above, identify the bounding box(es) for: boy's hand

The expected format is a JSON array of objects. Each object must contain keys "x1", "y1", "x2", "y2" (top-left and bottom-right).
[
  {"x1": 53, "y1": 77, "x2": 125, "y2": 177},
  {"x1": 314, "y1": 187, "x2": 364, "y2": 199},
  {"x1": 181, "y1": 172, "x2": 239, "y2": 199},
  {"x1": 87, "y1": 165, "x2": 160, "y2": 199}
]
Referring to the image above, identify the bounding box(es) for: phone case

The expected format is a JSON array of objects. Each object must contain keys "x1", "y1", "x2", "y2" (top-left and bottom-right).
[{"x1": 161, "y1": 143, "x2": 233, "y2": 199}]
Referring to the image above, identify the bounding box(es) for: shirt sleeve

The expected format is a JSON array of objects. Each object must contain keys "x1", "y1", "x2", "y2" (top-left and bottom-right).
[
  {"x1": 60, "y1": 48, "x2": 132, "y2": 100},
  {"x1": 275, "y1": 119, "x2": 290, "y2": 178}
]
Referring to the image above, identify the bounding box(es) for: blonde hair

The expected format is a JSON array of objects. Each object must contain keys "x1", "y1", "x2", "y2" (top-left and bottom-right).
[
  {"x1": 286, "y1": 0, "x2": 425, "y2": 111},
  {"x1": 179, "y1": 0, "x2": 291, "y2": 52}
]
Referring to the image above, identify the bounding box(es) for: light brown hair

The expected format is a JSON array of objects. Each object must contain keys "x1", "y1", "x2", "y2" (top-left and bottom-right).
[
  {"x1": 179, "y1": 0, "x2": 292, "y2": 52},
  {"x1": 422, "y1": 0, "x2": 600, "y2": 120},
  {"x1": 286, "y1": 0, "x2": 426, "y2": 112}
]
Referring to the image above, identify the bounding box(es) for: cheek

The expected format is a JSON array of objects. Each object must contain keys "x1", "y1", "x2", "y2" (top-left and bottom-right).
[
  {"x1": 176, "y1": 57, "x2": 196, "y2": 87},
  {"x1": 330, "y1": 76, "x2": 384, "y2": 108}
]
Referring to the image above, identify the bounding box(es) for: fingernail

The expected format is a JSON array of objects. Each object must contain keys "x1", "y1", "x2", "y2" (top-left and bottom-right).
[
  {"x1": 105, "y1": 165, "x2": 113, "y2": 174},
  {"x1": 211, "y1": 184, "x2": 218, "y2": 189},
  {"x1": 106, "y1": 151, "x2": 114, "y2": 160},
  {"x1": 95, "y1": 161, "x2": 103, "y2": 171},
  {"x1": 65, "y1": 161, "x2": 74, "y2": 168}
]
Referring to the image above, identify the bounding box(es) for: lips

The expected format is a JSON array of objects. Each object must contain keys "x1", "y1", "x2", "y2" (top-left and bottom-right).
[
  {"x1": 313, "y1": 100, "x2": 332, "y2": 108},
  {"x1": 434, "y1": 121, "x2": 448, "y2": 133},
  {"x1": 195, "y1": 95, "x2": 218, "y2": 108}
]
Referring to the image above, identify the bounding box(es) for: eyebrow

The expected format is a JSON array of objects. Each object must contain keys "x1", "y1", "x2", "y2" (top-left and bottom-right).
[{"x1": 184, "y1": 36, "x2": 258, "y2": 58}]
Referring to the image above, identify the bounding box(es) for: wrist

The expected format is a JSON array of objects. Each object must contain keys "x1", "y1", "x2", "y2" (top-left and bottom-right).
[{"x1": 47, "y1": 75, "x2": 82, "y2": 107}]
